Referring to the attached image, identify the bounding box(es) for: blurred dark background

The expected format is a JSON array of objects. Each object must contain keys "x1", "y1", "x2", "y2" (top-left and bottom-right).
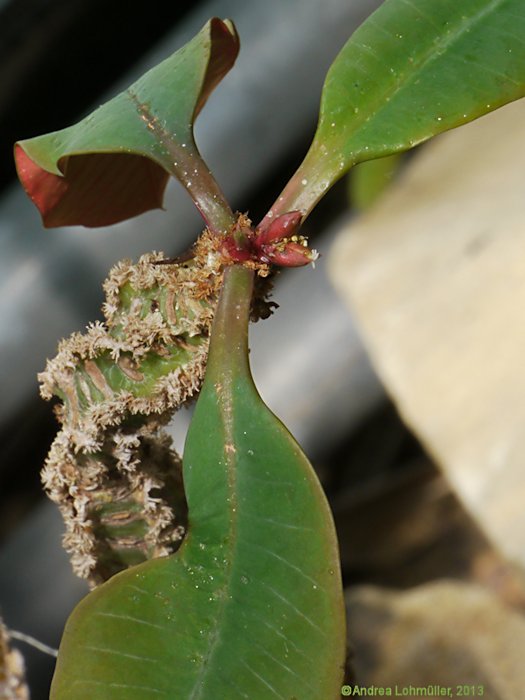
[{"x1": 2, "y1": 1, "x2": 519, "y2": 698}]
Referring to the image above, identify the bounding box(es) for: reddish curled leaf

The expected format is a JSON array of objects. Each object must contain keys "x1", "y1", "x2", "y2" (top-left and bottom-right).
[
  {"x1": 14, "y1": 148, "x2": 168, "y2": 228},
  {"x1": 15, "y1": 19, "x2": 239, "y2": 231}
]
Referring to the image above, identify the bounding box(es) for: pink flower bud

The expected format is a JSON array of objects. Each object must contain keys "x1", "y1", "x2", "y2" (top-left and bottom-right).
[
  {"x1": 254, "y1": 211, "x2": 317, "y2": 267},
  {"x1": 263, "y1": 240, "x2": 319, "y2": 267},
  {"x1": 256, "y1": 211, "x2": 302, "y2": 245}
]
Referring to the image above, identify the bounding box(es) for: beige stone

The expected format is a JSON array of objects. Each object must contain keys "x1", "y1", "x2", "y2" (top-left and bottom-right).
[
  {"x1": 329, "y1": 99, "x2": 525, "y2": 568},
  {"x1": 346, "y1": 582, "x2": 525, "y2": 700}
]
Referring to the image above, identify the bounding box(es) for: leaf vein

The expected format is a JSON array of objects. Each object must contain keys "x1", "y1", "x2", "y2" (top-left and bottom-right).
[
  {"x1": 261, "y1": 618, "x2": 311, "y2": 660},
  {"x1": 82, "y1": 644, "x2": 159, "y2": 663},
  {"x1": 260, "y1": 580, "x2": 327, "y2": 637},
  {"x1": 229, "y1": 618, "x2": 310, "y2": 688},
  {"x1": 93, "y1": 611, "x2": 166, "y2": 631},
  {"x1": 456, "y1": 54, "x2": 521, "y2": 86},
  {"x1": 243, "y1": 539, "x2": 323, "y2": 589},
  {"x1": 398, "y1": 0, "x2": 441, "y2": 29},
  {"x1": 244, "y1": 512, "x2": 315, "y2": 532},
  {"x1": 239, "y1": 659, "x2": 284, "y2": 699},
  {"x1": 72, "y1": 679, "x2": 167, "y2": 695}
]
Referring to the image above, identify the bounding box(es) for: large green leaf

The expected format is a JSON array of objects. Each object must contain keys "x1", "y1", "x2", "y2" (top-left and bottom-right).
[
  {"x1": 50, "y1": 265, "x2": 346, "y2": 700},
  {"x1": 264, "y1": 0, "x2": 525, "y2": 222},
  {"x1": 15, "y1": 19, "x2": 238, "y2": 232}
]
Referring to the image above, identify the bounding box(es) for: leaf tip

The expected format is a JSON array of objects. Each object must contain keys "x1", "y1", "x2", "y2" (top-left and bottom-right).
[
  {"x1": 14, "y1": 143, "x2": 69, "y2": 227},
  {"x1": 209, "y1": 17, "x2": 239, "y2": 46}
]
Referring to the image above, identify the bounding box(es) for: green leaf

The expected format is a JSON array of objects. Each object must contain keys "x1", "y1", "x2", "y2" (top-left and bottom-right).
[
  {"x1": 50, "y1": 265, "x2": 346, "y2": 700},
  {"x1": 265, "y1": 0, "x2": 525, "y2": 222},
  {"x1": 349, "y1": 153, "x2": 403, "y2": 211},
  {"x1": 15, "y1": 18, "x2": 238, "y2": 232}
]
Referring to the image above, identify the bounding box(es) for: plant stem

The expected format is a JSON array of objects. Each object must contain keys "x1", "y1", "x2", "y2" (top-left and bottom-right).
[
  {"x1": 168, "y1": 143, "x2": 236, "y2": 235},
  {"x1": 129, "y1": 91, "x2": 236, "y2": 234},
  {"x1": 206, "y1": 265, "x2": 254, "y2": 384},
  {"x1": 259, "y1": 144, "x2": 339, "y2": 231}
]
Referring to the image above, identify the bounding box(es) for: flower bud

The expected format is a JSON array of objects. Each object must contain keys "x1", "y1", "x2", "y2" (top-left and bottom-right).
[
  {"x1": 255, "y1": 212, "x2": 317, "y2": 267},
  {"x1": 263, "y1": 240, "x2": 319, "y2": 267},
  {"x1": 256, "y1": 211, "x2": 302, "y2": 245}
]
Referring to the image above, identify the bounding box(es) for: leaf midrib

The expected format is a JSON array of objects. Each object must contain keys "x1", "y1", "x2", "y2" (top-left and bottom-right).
[{"x1": 188, "y1": 371, "x2": 239, "y2": 700}]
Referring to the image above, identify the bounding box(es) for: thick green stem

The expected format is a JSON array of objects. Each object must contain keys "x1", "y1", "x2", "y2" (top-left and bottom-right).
[
  {"x1": 205, "y1": 264, "x2": 254, "y2": 384},
  {"x1": 127, "y1": 88, "x2": 236, "y2": 236},
  {"x1": 156, "y1": 140, "x2": 236, "y2": 235},
  {"x1": 168, "y1": 146, "x2": 236, "y2": 234},
  {"x1": 259, "y1": 144, "x2": 341, "y2": 231}
]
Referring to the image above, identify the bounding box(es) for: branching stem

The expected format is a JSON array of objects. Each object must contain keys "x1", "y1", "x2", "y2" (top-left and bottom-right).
[{"x1": 129, "y1": 89, "x2": 236, "y2": 234}]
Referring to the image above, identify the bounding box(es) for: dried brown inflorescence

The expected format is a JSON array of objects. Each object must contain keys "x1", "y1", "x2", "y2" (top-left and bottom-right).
[
  {"x1": 0, "y1": 620, "x2": 29, "y2": 700},
  {"x1": 40, "y1": 223, "x2": 273, "y2": 587}
]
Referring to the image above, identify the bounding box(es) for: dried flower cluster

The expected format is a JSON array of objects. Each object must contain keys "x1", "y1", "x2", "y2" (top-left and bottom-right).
[
  {"x1": 0, "y1": 620, "x2": 29, "y2": 700},
  {"x1": 39, "y1": 231, "x2": 228, "y2": 586}
]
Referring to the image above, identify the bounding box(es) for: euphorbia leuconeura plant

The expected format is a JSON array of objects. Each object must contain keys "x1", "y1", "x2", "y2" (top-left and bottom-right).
[{"x1": 14, "y1": 1, "x2": 525, "y2": 697}]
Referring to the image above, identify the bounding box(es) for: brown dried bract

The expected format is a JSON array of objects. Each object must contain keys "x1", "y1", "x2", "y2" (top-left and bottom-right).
[
  {"x1": 0, "y1": 620, "x2": 29, "y2": 700},
  {"x1": 39, "y1": 222, "x2": 274, "y2": 586}
]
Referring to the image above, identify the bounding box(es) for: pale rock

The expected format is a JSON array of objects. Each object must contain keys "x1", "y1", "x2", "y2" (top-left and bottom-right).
[
  {"x1": 330, "y1": 99, "x2": 525, "y2": 568},
  {"x1": 346, "y1": 581, "x2": 525, "y2": 700}
]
